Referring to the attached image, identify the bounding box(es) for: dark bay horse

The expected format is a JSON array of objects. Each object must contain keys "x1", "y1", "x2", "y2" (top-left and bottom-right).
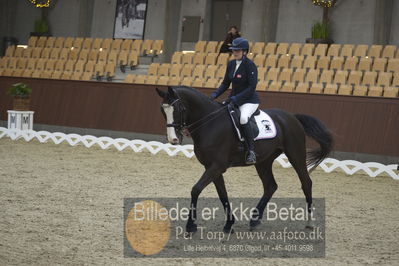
[{"x1": 156, "y1": 86, "x2": 333, "y2": 233}]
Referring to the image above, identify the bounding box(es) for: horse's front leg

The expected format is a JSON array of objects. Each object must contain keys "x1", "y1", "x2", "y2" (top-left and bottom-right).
[
  {"x1": 213, "y1": 175, "x2": 235, "y2": 233},
  {"x1": 186, "y1": 165, "x2": 224, "y2": 233}
]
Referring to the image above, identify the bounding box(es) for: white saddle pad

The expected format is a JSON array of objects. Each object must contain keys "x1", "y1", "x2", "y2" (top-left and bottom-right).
[{"x1": 230, "y1": 110, "x2": 277, "y2": 141}]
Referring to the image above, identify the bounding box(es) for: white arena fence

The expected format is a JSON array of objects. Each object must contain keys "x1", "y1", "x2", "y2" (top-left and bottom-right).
[{"x1": 0, "y1": 127, "x2": 397, "y2": 180}]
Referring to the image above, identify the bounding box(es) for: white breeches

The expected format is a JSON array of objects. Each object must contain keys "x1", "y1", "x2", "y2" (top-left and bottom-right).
[{"x1": 239, "y1": 103, "x2": 259, "y2": 124}]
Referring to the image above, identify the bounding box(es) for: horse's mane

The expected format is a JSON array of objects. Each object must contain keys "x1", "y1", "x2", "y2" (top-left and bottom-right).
[{"x1": 172, "y1": 86, "x2": 222, "y2": 107}]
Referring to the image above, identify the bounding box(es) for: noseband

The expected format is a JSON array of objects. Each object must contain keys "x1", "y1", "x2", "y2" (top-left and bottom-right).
[{"x1": 165, "y1": 98, "x2": 187, "y2": 134}]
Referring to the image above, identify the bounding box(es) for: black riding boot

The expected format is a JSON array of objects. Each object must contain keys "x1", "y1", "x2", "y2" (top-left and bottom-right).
[{"x1": 241, "y1": 122, "x2": 256, "y2": 164}]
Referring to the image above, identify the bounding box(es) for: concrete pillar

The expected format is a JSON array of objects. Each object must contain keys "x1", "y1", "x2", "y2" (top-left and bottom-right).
[
  {"x1": 373, "y1": 0, "x2": 393, "y2": 45},
  {"x1": 164, "y1": 0, "x2": 182, "y2": 62}
]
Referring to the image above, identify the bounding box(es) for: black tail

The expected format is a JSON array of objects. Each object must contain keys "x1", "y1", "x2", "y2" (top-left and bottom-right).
[{"x1": 294, "y1": 114, "x2": 333, "y2": 169}]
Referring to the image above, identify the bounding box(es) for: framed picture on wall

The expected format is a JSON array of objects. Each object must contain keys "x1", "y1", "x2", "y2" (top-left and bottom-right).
[{"x1": 113, "y1": 0, "x2": 148, "y2": 39}]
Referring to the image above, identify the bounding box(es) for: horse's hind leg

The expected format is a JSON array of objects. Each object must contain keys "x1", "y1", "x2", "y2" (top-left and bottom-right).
[
  {"x1": 284, "y1": 145, "x2": 314, "y2": 228},
  {"x1": 213, "y1": 175, "x2": 235, "y2": 233},
  {"x1": 250, "y1": 152, "x2": 280, "y2": 230}
]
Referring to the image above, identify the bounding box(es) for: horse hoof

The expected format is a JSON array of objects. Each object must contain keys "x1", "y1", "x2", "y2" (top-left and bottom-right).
[
  {"x1": 249, "y1": 219, "x2": 261, "y2": 231},
  {"x1": 223, "y1": 226, "x2": 234, "y2": 234},
  {"x1": 186, "y1": 224, "x2": 197, "y2": 234},
  {"x1": 305, "y1": 220, "x2": 314, "y2": 230}
]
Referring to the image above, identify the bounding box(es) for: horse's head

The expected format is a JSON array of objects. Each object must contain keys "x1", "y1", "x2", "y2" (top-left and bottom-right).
[{"x1": 156, "y1": 87, "x2": 188, "y2": 145}]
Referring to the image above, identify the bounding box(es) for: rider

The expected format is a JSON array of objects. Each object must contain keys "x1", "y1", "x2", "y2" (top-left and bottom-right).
[{"x1": 210, "y1": 37, "x2": 260, "y2": 164}]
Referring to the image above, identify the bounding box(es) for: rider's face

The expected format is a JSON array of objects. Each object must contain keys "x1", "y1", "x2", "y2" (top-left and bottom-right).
[{"x1": 233, "y1": 50, "x2": 244, "y2": 60}]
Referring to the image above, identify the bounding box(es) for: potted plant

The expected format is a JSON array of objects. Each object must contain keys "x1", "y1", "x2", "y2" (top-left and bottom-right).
[
  {"x1": 7, "y1": 83, "x2": 32, "y2": 111},
  {"x1": 306, "y1": 21, "x2": 333, "y2": 44}
]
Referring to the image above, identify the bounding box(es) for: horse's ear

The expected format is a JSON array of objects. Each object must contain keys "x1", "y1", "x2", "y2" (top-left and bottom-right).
[
  {"x1": 167, "y1": 86, "x2": 176, "y2": 97},
  {"x1": 155, "y1": 87, "x2": 166, "y2": 98}
]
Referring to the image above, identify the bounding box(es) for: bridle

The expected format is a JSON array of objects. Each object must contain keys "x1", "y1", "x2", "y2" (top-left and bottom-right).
[{"x1": 163, "y1": 97, "x2": 228, "y2": 136}]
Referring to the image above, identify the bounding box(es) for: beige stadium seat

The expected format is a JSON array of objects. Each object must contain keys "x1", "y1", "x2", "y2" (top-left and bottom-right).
[
  {"x1": 158, "y1": 63, "x2": 171, "y2": 76},
  {"x1": 266, "y1": 67, "x2": 279, "y2": 82},
  {"x1": 4, "y1": 45, "x2": 15, "y2": 57},
  {"x1": 340, "y1": 44, "x2": 354, "y2": 58},
  {"x1": 7, "y1": 57, "x2": 17, "y2": 69},
  {"x1": 74, "y1": 61, "x2": 85, "y2": 74},
  {"x1": 43, "y1": 59, "x2": 55, "y2": 71},
  {"x1": 171, "y1": 52, "x2": 183, "y2": 64},
  {"x1": 98, "y1": 50, "x2": 108, "y2": 63},
  {"x1": 195, "y1": 41, "x2": 207, "y2": 53},
  {"x1": 353, "y1": 45, "x2": 368, "y2": 58},
  {"x1": 82, "y1": 38, "x2": 93, "y2": 50},
  {"x1": 192, "y1": 78, "x2": 203, "y2": 87},
  {"x1": 292, "y1": 68, "x2": 306, "y2": 83},
  {"x1": 11, "y1": 69, "x2": 24, "y2": 77},
  {"x1": 31, "y1": 47, "x2": 43, "y2": 58},
  {"x1": 288, "y1": 43, "x2": 302, "y2": 56},
  {"x1": 73, "y1": 38, "x2": 84, "y2": 49},
  {"x1": 108, "y1": 50, "x2": 118, "y2": 64},
  {"x1": 216, "y1": 53, "x2": 229, "y2": 66},
  {"x1": 358, "y1": 57, "x2": 372, "y2": 72},
  {"x1": 314, "y1": 44, "x2": 328, "y2": 57},
  {"x1": 392, "y1": 73, "x2": 399, "y2": 87},
  {"x1": 338, "y1": 84, "x2": 352, "y2": 95},
  {"x1": 305, "y1": 69, "x2": 319, "y2": 83},
  {"x1": 94, "y1": 62, "x2": 105, "y2": 79},
  {"x1": 70, "y1": 72, "x2": 82, "y2": 80},
  {"x1": 193, "y1": 53, "x2": 206, "y2": 65},
  {"x1": 128, "y1": 52, "x2": 139, "y2": 69},
  {"x1": 324, "y1": 83, "x2": 338, "y2": 95},
  {"x1": 276, "y1": 43, "x2": 289, "y2": 55},
  {"x1": 330, "y1": 56, "x2": 344, "y2": 71},
  {"x1": 295, "y1": 82, "x2": 309, "y2": 93},
  {"x1": 84, "y1": 61, "x2": 95, "y2": 75},
  {"x1": 69, "y1": 48, "x2": 80, "y2": 61},
  {"x1": 387, "y1": 58, "x2": 399, "y2": 72},
  {"x1": 383, "y1": 87, "x2": 398, "y2": 97},
  {"x1": 36, "y1": 36, "x2": 47, "y2": 47},
  {"x1": 372, "y1": 58, "x2": 387, "y2": 72},
  {"x1": 316, "y1": 56, "x2": 330, "y2": 69},
  {"x1": 14, "y1": 47, "x2": 25, "y2": 57},
  {"x1": 54, "y1": 60, "x2": 66, "y2": 72},
  {"x1": 204, "y1": 78, "x2": 219, "y2": 88},
  {"x1": 246, "y1": 53, "x2": 254, "y2": 61},
  {"x1": 16, "y1": 58, "x2": 27, "y2": 69},
  {"x1": 257, "y1": 67, "x2": 267, "y2": 81},
  {"x1": 22, "y1": 47, "x2": 33, "y2": 58},
  {"x1": 204, "y1": 65, "x2": 218, "y2": 80},
  {"x1": 60, "y1": 72, "x2": 71, "y2": 80},
  {"x1": 301, "y1": 43, "x2": 315, "y2": 56},
  {"x1": 170, "y1": 64, "x2": 183, "y2": 77},
  {"x1": 334, "y1": 70, "x2": 349, "y2": 85},
  {"x1": 309, "y1": 83, "x2": 324, "y2": 94},
  {"x1": 81, "y1": 72, "x2": 92, "y2": 81},
  {"x1": 22, "y1": 70, "x2": 33, "y2": 78},
  {"x1": 92, "y1": 38, "x2": 103, "y2": 50},
  {"x1": 215, "y1": 66, "x2": 226, "y2": 79},
  {"x1": 2, "y1": 69, "x2": 14, "y2": 76},
  {"x1": 35, "y1": 58, "x2": 46, "y2": 71},
  {"x1": 290, "y1": 55, "x2": 304, "y2": 69},
  {"x1": 303, "y1": 56, "x2": 317, "y2": 70},
  {"x1": 192, "y1": 65, "x2": 205, "y2": 78},
  {"x1": 257, "y1": 81, "x2": 268, "y2": 91},
  {"x1": 78, "y1": 49, "x2": 89, "y2": 62},
  {"x1": 268, "y1": 81, "x2": 282, "y2": 91},
  {"x1": 134, "y1": 74, "x2": 146, "y2": 84},
  {"x1": 124, "y1": 74, "x2": 136, "y2": 83},
  {"x1": 353, "y1": 85, "x2": 368, "y2": 96},
  {"x1": 48, "y1": 48, "x2": 60, "y2": 60},
  {"x1": 264, "y1": 42, "x2": 277, "y2": 55},
  {"x1": 343, "y1": 56, "x2": 359, "y2": 71},
  {"x1": 368, "y1": 45, "x2": 382, "y2": 58},
  {"x1": 327, "y1": 44, "x2": 341, "y2": 57},
  {"x1": 148, "y1": 63, "x2": 159, "y2": 76},
  {"x1": 368, "y1": 86, "x2": 383, "y2": 97},
  {"x1": 217, "y1": 41, "x2": 224, "y2": 53},
  {"x1": 111, "y1": 39, "x2": 123, "y2": 51},
  {"x1": 40, "y1": 71, "x2": 53, "y2": 79},
  {"x1": 181, "y1": 64, "x2": 195, "y2": 78},
  {"x1": 88, "y1": 49, "x2": 99, "y2": 63},
  {"x1": 252, "y1": 42, "x2": 265, "y2": 55},
  {"x1": 130, "y1": 40, "x2": 142, "y2": 53},
  {"x1": 182, "y1": 53, "x2": 194, "y2": 65},
  {"x1": 382, "y1": 45, "x2": 396, "y2": 59},
  {"x1": 281, "y1": 81, "x2": 295, "y2": 92},
  {"x1": 277, "y1": 54, "x2": 291, "y2": 68},
  {"x1": 0, "y1": 58, "x2": 9, "y2": 69},
  {"x1": 265, "y1": 55, "x2": 278, "y2": 69},
  {"x1": 51, "y1": 71, "x2": 63, "y2": 79},
  {"x1": 26, "y1": 59, "x2": 36, "y2": 71},
  {"x1": 205, "y1": 53, "x2": 218, "y2": 65},
  {"x1": 158, "y1": 76, "x2": 170, "y2": 86},
  {"x1": 347, "y1": 70, "x2": 363, "y2": 85},
  {"x1": 320, "y1": 69, "x2": 334, "y2": 84},
  {"x1": 54, "y1": 37, "x2": 65, "y2": 48},
  {"x1": 41, "y1": 48, "x2": 51, "y2": 59},
  {"x1": 253, "y1": 55, "x2": 266, "y2": 68},
  {"x1": 101, "y1": 38, "x2": 113, "y2": 51},
  {"x1": 181, "y1": 76, "x2": 193, "y2": 87},
  {"x1": 64, "y1": 60, "x2": 76, "y2": 73},
  {"x1": 205, "y1": 41, "x2": 218, "y2": 53},
  {"x1": 28, "y1": 36, "x2": 37, "y2": 47},
  {"x1": 45, "y1": 37, "x2": 56, "y2": 48},
  {"x1": 152, "y1": 40, "x2": 163, "y2": 55},
  {"x1": 59, "y1": 48, "x2": 70, "y2": 61},
  {"x1": 105, "y1": 63, "x2": 116, "y2": 80},
  {"x1": 121, "y1": 39, "x2": 133, "y2": 51},
  {"x1": 377, "y1": 72, "x2": 393, "y2": 87},
  {"x1": 362, "y1": 71, "x2": 377, "y2": 86},
  {"x1": 64, "y1": 37, "x2": 74, "y2": 49},
  {"x1": 279, "y1": 68, "x2": 293, "y2": 82},
  {"x1": 167, "y1": 76, "x2": 180, "y2": 86},
  {"x1": 141, "y1": 39, "x2": 153, "y2": 55}
]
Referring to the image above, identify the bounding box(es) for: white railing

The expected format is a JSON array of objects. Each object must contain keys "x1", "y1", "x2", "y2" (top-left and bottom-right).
[{"x1": 0, "y1": 127, "x2": 397, "y2": 180}]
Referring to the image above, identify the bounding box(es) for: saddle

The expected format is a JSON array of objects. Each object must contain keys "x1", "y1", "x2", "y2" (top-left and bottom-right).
[{"x1": 227, "y1": 104, "x2": 277, "y2": 142}]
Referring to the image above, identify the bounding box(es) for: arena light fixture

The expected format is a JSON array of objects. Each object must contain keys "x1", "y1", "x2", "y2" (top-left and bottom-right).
[{"x1": 28, "y1": 0, "x2": 51, "y2": 8}]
